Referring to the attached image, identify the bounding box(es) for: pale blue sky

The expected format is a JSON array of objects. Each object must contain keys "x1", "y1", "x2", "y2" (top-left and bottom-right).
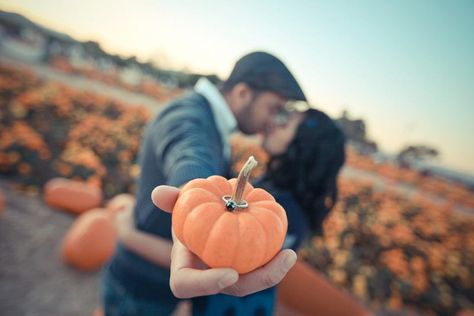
[{"x1": 1, "y1": 0, "x2": 473, "y2": 173}]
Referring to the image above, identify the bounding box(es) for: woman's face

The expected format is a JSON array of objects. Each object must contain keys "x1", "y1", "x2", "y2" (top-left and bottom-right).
[{"x1": 262, "y1": 111, "x2": 304, "y2": 156}]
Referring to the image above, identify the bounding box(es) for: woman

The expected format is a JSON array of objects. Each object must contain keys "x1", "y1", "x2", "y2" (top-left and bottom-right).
[
  {"x1": 109, "y1": 108, "x2": 346, "y2": 315},
  {"x1": 261, "y1": 108, "x2": 346, "y2": 244}
]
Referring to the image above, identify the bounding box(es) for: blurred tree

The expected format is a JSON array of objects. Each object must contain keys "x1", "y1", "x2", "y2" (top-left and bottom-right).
[
  {"x1": 397, "y1": 145, "x2": 440, "y2": 166},
  {"x1": 335, "y1": 110, "x2": 378, "y2": 154}
]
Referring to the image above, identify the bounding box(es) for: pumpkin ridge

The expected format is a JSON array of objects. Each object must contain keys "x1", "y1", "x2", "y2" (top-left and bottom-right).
[
  {"x1": 182, "y1": 202, "x2": 224, "y2": 254},
  {"x1": 206, "y1": 175, "x2": 232, "y2": 196},
  {"x1": 232, "y1": 212, "x2": 266, "y2": 273},
  {"x1": 229, "y1": 212, "x2": 241, "y2": 268},
  {"x1": 181, "y1": 179, "x2": 222, "y2": 198},
  {"x1": 245, "y1": 211, "x2": 268, "y2": 267},
  {"x1": 202, "y1": 212, "x2": 239, "y2": 268},
  {"x1": 250, "y1": 200, "x2": 287, "y2": 228},
  {"x1": 248, "y1": 206, "x2": 284, "y2": 226},
  {"x1": 182, "y1": 187, "x2": 221, "y2": 202},
  {"x1": 248, "y1": 207, "x2": 285, "y2": 263},
  {"x1": 208, "y1": 181, "x2": 228, "y2": 198},
  {"x1": 173, "y1": 188, "x2": 221, "y2": 241},
  {"x1": 245, "y1": 188, "x2": 275, "y2": 203}
]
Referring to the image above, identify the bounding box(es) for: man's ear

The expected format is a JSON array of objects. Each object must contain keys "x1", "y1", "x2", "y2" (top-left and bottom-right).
[{"x1": 231, "y1": 82, "x2": 253, "y2": 105}]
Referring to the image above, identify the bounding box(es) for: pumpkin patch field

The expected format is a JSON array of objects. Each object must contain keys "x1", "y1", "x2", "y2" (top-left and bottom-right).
[
  {"x1": 0, "y1": 63, "x2": 150, "y2": 197},
  {"x1": 0, "y1": 62, "x2": 473, "y2": 315}
]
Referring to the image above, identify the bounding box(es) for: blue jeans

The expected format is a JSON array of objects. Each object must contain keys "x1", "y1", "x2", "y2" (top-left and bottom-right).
[{"x1": 102, "y1": 267, "x2": 178, "y2": 316}]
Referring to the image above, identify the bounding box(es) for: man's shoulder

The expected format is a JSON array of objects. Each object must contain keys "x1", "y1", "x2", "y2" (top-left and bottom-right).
[{"x1": 156, "y1": 91, "x2": 213, "y2": 122}]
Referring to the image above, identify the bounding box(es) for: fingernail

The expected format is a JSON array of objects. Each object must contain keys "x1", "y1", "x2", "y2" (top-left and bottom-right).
[
  {"x1": 283, "y1": 252, "x2": 297, "y2": 272},
  {"x1": 218, "y1": 272, "x2": 238, "y2": 289}
]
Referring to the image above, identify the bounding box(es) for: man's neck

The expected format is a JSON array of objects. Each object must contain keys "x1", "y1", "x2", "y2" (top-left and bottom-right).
[{"x1": 222, "y1": 92, "x2": 238, "y2": 118}]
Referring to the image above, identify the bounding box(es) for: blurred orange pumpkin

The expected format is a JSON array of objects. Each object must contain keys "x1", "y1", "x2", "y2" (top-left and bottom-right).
[
  {"x1": 44, "y1": 178, "x2": 103, "y2": 214},
  {"x1": 61, "y1": 209, "x2": 116, "y2": 271}
]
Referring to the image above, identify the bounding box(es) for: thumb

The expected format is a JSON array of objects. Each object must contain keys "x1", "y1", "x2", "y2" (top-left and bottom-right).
[{"x1": 151, "y1": 185, "x2": 180, "y2": 213}]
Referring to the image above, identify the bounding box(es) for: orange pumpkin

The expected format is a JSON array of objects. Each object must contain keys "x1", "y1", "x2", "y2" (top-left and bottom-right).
[
  {"x1": 44, "y1": 178, "x2": 103, "y2": 214},
  {"x1": 172, "y1": 156, "x2": 287, "y2": 274},
  {"x1": 105, "y1": 193, "x2": 135, "y2": 219},
  {"x1": 61, "y1": 208, "x2": 116, "y2": 271}
]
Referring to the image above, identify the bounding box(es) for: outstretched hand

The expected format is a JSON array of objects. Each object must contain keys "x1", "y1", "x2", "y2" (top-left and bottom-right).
[{"x1": 151, "y1": 185, "x2": 297, "y2": 298}]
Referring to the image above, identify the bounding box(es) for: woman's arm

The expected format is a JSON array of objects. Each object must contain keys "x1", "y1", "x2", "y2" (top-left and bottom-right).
[{"x1": 115, "y1": 207, "x2": 172, "y2": 268}]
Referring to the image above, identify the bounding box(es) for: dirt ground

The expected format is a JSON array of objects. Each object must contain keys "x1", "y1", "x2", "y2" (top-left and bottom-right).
[{"x1": 0, "y1": 179, "x2": 103, "y2": 316}]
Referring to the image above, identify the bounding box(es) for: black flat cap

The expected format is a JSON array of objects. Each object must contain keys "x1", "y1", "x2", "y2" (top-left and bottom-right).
[{"x1": 226, "y1": 51, "x2": 307, "y2": 101}]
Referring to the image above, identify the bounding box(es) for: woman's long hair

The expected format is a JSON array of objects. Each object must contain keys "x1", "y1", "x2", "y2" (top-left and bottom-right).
[{"x1": 264, "y1": 108, "x2": 346, "y2": 234}]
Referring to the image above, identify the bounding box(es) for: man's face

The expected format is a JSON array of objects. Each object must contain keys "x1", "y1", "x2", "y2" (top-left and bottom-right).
[
  {"x1": 237, "y1": 90, "x2": 288, "y2": 135},
  {"x1": 262, "y1": 111, "x2": 304, "y2": 156}
]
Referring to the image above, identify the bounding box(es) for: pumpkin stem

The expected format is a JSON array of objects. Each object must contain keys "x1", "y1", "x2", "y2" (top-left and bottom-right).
[{"x1": 232, "y1": 156, "x2": 258, "y2": 205}]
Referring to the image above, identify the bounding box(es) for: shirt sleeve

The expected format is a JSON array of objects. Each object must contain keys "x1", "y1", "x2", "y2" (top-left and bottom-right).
[{"x1": 151, "y1": 105, "x2": 223, "y2": 187}]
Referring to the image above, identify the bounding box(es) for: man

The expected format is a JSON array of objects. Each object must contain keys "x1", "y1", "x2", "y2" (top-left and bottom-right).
[{"x1": 103, "y1": 51, "x2": 307, "y2": 315}]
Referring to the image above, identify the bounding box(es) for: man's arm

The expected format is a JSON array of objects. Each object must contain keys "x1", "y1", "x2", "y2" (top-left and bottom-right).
[
  {"x1": 118, "y1": 103, "x2": 221, "y2": 266},
  {"x1": 153, "y1": 105, "x2": 223, "y2": 187}
]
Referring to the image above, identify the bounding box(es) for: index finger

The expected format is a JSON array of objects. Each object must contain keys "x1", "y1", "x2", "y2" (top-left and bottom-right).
[{"x1": 151, "y1": 185, "x2": 180, "y2": 213}]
